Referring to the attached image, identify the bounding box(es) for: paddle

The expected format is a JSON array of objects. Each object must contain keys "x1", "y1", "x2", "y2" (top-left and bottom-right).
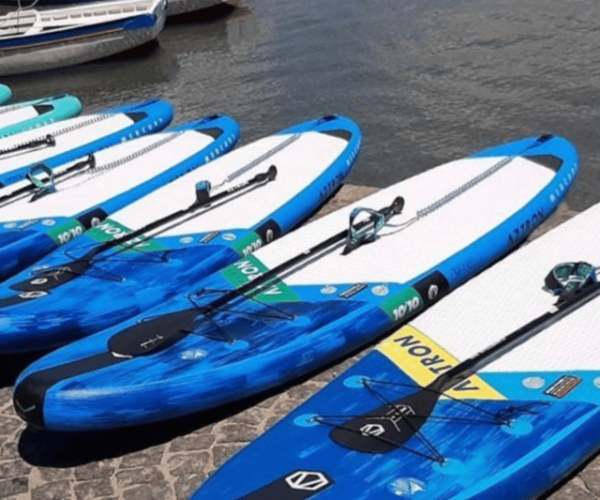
[
  {"x1": 107, "y1": 196, "x2": 405, "y2": 356},
  {"x1": 9, "y1": 166, "x2": 278, "y2": 294},
  {"x1": 0, "y1": 134, "x2": 55, "y2": 157},
  {"x1": 0, "y1": 155, "x2": 96, "y2": 207},
  {"x1": 330, "y1": 263, "x2": 600, "y2": 454},
  {"x1": 0, "y1": 128, "x2": 191, "y2": 207}
]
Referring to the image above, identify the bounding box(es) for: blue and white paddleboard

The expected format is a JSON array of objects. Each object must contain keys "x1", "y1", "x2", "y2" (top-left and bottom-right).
[
  {"x1": 12, "y1": 134, "x2": 577, "y2": 431},
  {"x1": 0, "y1": 114, "x2": 239, "y2": 282},
  {"x1": 0, "y1": 94, "x2": 82, "y2": 138},
  {"x1": 0, "y1": 115, "x2": 361, "y2": 357},
  {"x1": 186, "y1": 186, "x2": 600, "y2": 500},
  {"x1": 0, "y1": 85, "x2": 12, "y2": 104},
  {"x1": 0, "y1": 98, "x2": 173, "y2": 187}
]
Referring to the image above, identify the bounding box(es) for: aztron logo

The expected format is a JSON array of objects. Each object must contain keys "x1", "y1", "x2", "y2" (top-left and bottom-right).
[{"x1": 285, "y1": 471, "x2": 330, "y2": 492}]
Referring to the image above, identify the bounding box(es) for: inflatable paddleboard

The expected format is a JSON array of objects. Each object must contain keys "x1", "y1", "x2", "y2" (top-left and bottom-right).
[
  {"x1": 0, "y1": 98, "x2": 172, "y2": 187},
  {"x1": 184, "y1": 195, "x2": 600, "y2": 500},
  {"x1": 11, "y1": 134, "x2": 578, "y2": 431},
  {"x1": 0, "y1": 84, "x2": 11, "y2": 104},
  {"x1": 0, "y1": 115, "x2": 361, "y2": 357},
  {"x1": 0, "y1": 114, "x2": 239, "y2": 281},
  {"x1": 0, "y1": 94, "x2": 82, "y2": 138}
]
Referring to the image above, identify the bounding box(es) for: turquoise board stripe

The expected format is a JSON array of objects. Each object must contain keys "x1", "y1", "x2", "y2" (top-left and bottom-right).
[
  {"x1": 0, "y1": 85, "x2": 12, "y2": 105},
  {"x1": 0, "y1": 94, "x2": 82, "y2": 138}
]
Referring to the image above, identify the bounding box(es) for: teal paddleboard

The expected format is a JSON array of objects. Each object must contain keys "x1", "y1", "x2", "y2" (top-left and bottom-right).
[
  {"x1": 0, "y1": 94, "x2": 82, "y2": 137},
  {"x1": 0, "y1": 84, "x2": 11, "y2": 104}
]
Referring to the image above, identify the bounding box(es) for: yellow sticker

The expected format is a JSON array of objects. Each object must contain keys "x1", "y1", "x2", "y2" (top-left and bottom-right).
[{"x1": 377, "y1": 325, "x2": 505, "y2": 400}]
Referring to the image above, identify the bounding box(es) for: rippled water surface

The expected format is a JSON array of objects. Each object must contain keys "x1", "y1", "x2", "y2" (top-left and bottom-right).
[{"x1": 5, "y1": 0, "x2": 600, "y2": 210}]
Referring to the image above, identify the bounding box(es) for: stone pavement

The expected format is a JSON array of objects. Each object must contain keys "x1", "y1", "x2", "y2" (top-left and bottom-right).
[{"x1": 0, "y1": 184, "x2": 597, "y2": 500}]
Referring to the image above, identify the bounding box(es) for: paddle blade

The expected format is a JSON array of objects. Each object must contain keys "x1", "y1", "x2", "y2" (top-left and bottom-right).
[
  {"x1": 107, "y1": 309, "x2": 199, "y2": 357},
  {"x1": 330, "y1": 386, "x2": 440, "y2": 454}
]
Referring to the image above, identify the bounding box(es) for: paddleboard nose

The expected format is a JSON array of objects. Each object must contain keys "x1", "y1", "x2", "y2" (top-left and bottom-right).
[
  {"x1": 13, "y1": 373, "x2": 45, "y2": 428},
  {"x1": 14, "y1": 349, "x2": 126, "y2": 430}
]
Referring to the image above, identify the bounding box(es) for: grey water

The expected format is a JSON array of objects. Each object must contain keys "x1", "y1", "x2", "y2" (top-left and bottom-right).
[{"x1": 4, "y1": 0, "x2": 600, "y2": 211}]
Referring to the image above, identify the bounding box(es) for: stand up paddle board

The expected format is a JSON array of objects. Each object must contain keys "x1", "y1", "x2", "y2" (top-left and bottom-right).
[
  {"x1": 185, "y1": 193, "x2": 600, "y2": 500},
  {"x1": 0, "y1": 115, "x2": 361, "y2": 357},
  {"x1": 0, "y1": 98, "x2": 172, "y2": 187},
  {"x1": 0, "y1": 114, "x2": 239, "y2": 281},
  {"x1": 0, "y1": 85, "x2": 11, "y2": 104},
  {"x1": 11, "y1": 134, "x2": 578, "y2": 431},
  {"x1": 0, "y1": 94, "x2": 82, "y2": 138}
]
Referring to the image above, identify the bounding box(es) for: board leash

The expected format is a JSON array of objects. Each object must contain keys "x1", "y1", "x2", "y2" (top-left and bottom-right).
[
  {"x1": 86, "y1": 164, "x2": 278, "y2": 261},
  {"x1": 0, "y1": 157, "x2": 94, "y2": 207},
  {"x1": 199, "y1": 134, "x2": 554, "y2": 315},
  {"x1": 86, "y1": 130, "x2": 183, "y2": 177},
  {"x1": 441, "y1": 262, "x2": 599, "y2": 389}
]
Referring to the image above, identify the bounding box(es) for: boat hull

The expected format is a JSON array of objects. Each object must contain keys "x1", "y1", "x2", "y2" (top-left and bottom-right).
[
  {"x1": 167, "y1": 0, "x2": 233, "y2": 17},
  {"x1": 0, "y1": 0, "x2": 167, "y2": 76}
]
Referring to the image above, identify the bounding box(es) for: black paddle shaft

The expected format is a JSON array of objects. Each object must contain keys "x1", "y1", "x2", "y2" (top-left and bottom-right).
[
  {"x1": 0, "y1": 134, "x2": 55, "y2": 157},
  {"x1": 437, "y1": 279, "x2": 600, "y2": 394}
]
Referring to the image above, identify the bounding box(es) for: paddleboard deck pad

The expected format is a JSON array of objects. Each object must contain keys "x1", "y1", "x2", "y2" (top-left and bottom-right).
[
  {"x1": 0, "y1": 115, "x2": 361, "y2": 356},
  {"x1": 0, "y1": 114, "x2": 240, "y2": 281},
  {"x1": 0, "y1": 98, "x2": 172, "y2": 186},
  {"x1": 11, "y1": 134, "x2": 578, "y2": 431},
  {"x1": 184, "y1": 195, "x2": 600, "y2": 500},
  {"x1": 0, "y1": 94, "x2": 82, "y2": 138}
]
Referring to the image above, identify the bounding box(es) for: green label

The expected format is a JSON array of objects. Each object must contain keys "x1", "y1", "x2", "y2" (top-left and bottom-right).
[
  {"x1": 48, "y1": 219, "x2": 85, "y2": 246},
  {"x1": 231, "y1": 231, "x2": 263, "y2": 256},
  {"x1": 222, "y1": 255, "x2": 300, "y2": 303},
  {"x1": 86, "y1": 219, "x2": 166, "y2": 252},
  {"x1": 380, "y1": 287, "x2": 423, "y2": 322}
]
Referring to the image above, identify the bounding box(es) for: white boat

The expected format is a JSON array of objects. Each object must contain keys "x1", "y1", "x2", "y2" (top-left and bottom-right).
[{"x1": 0, "y1": 0, "x2": 167, "y2": 76}]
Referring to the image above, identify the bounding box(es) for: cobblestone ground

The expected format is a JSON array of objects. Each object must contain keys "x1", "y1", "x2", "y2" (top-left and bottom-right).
[{"x1": 0, "y1": 185, "x2": 595, "y2": 500}]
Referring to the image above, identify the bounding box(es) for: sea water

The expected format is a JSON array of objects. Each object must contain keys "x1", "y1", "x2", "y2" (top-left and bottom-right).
[{"x1": 5, "y1": 0, "x2": 600, "y2": 211}]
